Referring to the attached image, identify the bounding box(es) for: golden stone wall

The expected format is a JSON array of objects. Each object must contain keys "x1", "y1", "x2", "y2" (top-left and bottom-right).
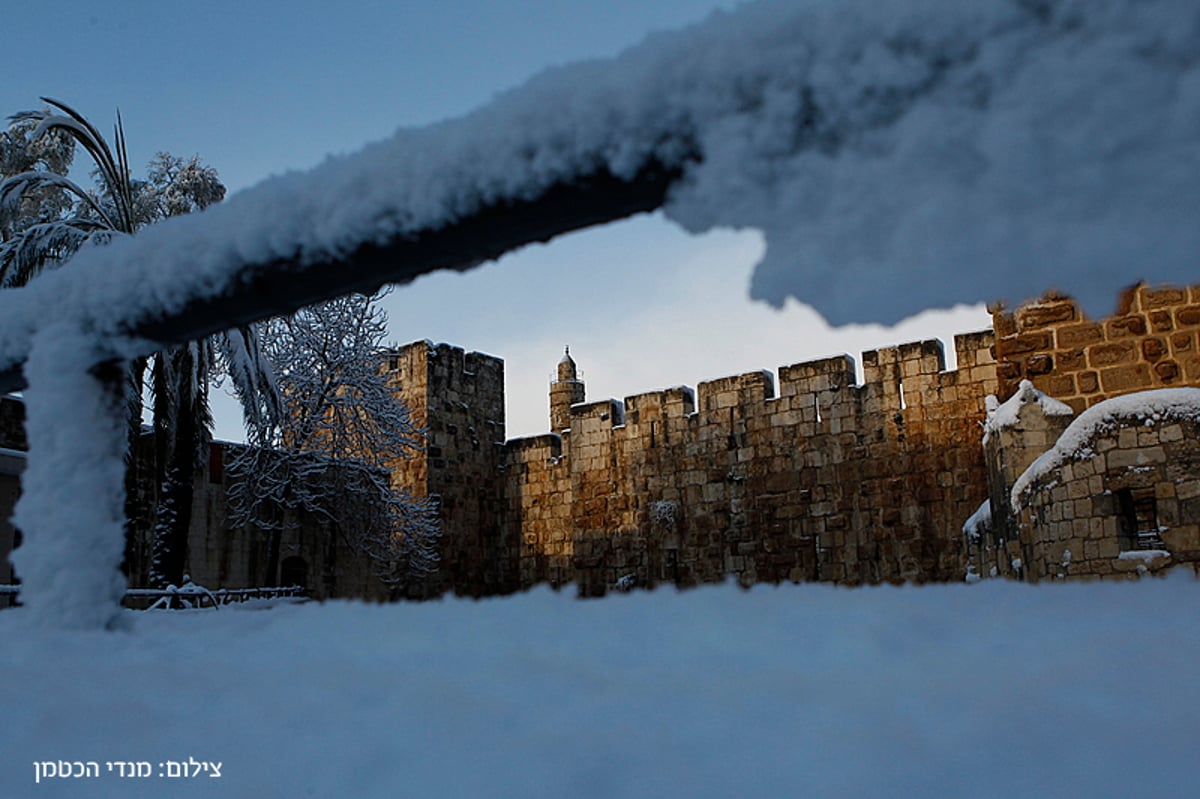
[
  {"x1": 385, "y1": 342, "x2": 512, "y2": 597},
  {"x1": 991, "y1": 284, "x2": 1200, "y2": 411},
  {"x1": 503, "y1": 333, "x2": 1000, "y2": 595},
  {"x1": 7, "y1": 283, "x2": 1200, "y2": 603}
]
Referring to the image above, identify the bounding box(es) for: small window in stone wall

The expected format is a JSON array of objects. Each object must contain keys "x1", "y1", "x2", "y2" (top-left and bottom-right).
[{"x1": 1117, "y1": 488, "x2": 1165, "y2": 550}]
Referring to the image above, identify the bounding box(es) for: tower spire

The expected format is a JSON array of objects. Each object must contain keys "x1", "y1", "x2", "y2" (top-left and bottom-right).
[{"x1": 550, "y1": 346, "x2": 585, "y2": 433}]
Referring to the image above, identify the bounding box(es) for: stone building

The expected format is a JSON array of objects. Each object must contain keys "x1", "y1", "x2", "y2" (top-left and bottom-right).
[
  {"x1": 967, "y1": 383, "x2": 1200, "y2": 582},
  {"x1": 1012, "y1": 390, "x2": 1200, "y2": 581},
  {"x1": 968, "y1": 285, "x2": 1200, "y2": 582},
  {"x1": 2, "y1": 283, "x2": 1200, "y2": 600}
]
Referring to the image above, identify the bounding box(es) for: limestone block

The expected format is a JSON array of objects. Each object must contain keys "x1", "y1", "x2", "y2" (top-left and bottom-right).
[
  {"x1": 1159, "y1": 424, "x2": 1185, "y2": 443},
  {"x1": 1177, "y1": 480, "x2": 1200, "y2": 502},
  {"x1": 1163, "y1": 525, "x2": 1200, "y2": 550},
  {"x1": 1106, "y1": 447, "x2": 1166, "y2": 469},
  {"x1": 1176, "y1": 305, "x2": 1200, "y2": 326}
]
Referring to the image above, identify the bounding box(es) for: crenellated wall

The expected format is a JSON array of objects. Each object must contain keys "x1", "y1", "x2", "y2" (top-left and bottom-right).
[
  {"x1": 500, "y1": 331, "x2": 1000, "y2": 595},
  {"x1": 8, "y1": 284, "x2": 1197, "y2": 603},
  {"x1": 384, "y1": 341, "x2": 511, "y2": 597}
]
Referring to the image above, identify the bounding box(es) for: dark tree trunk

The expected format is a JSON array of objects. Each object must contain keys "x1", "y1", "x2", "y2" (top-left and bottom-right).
[{"x1": 149, "y1": 348, "x2": 205, "y2": 589}]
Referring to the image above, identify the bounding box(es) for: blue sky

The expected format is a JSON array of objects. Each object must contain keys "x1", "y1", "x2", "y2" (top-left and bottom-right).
[{"x1": 3, "y1": 0, "x2": 989, "y2": 438}]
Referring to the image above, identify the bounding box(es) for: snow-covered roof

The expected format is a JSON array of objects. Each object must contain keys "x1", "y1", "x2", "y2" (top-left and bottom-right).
[
  {"x1": 983, "y1": 379, "x2": 1074, "y2": 444},
  {"x1": 1, "y1": 0, "x2": 1197, "y2": 386},
  {"x1": 1011, "y1": 388, "x2": 1200, "y2": 507}
]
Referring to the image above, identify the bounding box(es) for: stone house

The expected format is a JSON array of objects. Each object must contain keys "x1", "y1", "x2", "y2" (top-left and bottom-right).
[{"x1": 969, "y1": 384, "x2": 1200, "y2": 582}]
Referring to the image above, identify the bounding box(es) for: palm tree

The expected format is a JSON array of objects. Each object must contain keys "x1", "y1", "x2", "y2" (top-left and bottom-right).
[{"x1": 0, "y1": 98, "x2": 279, "y2": 588}]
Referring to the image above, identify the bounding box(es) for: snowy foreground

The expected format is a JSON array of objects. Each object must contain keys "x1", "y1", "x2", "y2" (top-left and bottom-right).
[{"x1": 3, "y1": 577, "x2": 1197, "y2": 798}]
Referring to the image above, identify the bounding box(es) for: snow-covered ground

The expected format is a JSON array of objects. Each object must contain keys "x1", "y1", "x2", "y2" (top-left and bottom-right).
[{"x1": 3, "y1": 575, "x2": 1197, "y2": 797}]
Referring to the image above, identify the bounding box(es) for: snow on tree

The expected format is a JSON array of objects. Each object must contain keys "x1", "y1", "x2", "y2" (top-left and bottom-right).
[
  {"x1": 226, "y1": 291, "x2": 439, "y2": 590},
  {"x1": 0, "y1": 107, "x2": 76, "y2": 265},
  {"x1": 0, "y1": 98, "x2": 278, "y2": 590}
]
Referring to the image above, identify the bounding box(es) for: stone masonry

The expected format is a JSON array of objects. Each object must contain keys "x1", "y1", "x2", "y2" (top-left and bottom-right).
[
  {"x1": 392, "y1": 282, "x2": 1200, "y2": 597},
  {"x1": 504, "y1": 336, "x2": 998, "y2": 596},
  {"x1": 3, "y1": 283, "x2": 1199, "y2": 600},
  {"x1": 991, "y1": 285, "x2": 1200, "y2": 412},
  {"x1": 1014, "y1": 409, "x2": 1200, "y2": 582}
]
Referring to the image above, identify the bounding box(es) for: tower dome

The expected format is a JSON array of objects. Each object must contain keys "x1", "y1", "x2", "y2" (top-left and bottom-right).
[
  {"x1": 557, "y1": 345, "x2": 578, "y2": 382},
  {"x1": 550, "y1": 346, "x2": 585, "y2": 433}
]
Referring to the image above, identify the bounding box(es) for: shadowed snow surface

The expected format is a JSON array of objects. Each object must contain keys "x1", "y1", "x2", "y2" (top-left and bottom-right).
[{"x1": 2, "y1": 577, "x2": 1196, "y2": 797}]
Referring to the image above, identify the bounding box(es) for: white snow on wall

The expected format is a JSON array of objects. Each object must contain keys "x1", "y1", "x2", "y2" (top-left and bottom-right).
[
  {"x1": 962, "y1": 498, "x2": 991, "y2": 541},
  {"x1": 1011, "y1": 388, "x2": 1200, "y2": 508}
]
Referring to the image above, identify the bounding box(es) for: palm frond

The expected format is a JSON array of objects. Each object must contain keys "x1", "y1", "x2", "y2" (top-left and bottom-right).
[
  {"x1": 0, "y1": 219, "x2": 106, "y2": 287},
  {"x1": 27, "y1": 98, "x2": 136, "y2": 234},
  {"x1": 0, "y1": 170, "x2": 120, "y2": 231}
]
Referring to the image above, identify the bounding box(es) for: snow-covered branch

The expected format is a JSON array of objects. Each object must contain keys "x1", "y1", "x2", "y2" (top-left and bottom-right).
[{"x1": 226, "y1": 293, "x2": 439, "y2": 587}]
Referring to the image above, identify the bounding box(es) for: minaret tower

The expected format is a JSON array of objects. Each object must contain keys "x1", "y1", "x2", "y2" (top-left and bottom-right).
[{"x1": 549, "y1": 346, "x2": 585, "y2": 434}]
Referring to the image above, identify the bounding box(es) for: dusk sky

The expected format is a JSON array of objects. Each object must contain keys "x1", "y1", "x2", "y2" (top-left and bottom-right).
[{"x1": 3, "y1": 0, "x2": 989, "y2": 439}]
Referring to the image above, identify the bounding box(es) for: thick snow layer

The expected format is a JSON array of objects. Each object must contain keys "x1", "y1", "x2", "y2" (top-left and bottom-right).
[
  {"x1": 0, "y1": 0, "x2": 1197, "y2": 380},
  {"x1": 1012, "y1": 388, "x2": 1200, "y2": 506},
  {"x1": 983, "y1": 379, "x2": 1075, "y2": 444},
  {"x1": 8, "y1": 324, "x2": 128, "y2": 630},
  {"x1": 2, "y1": 578, "x2": 1198, "y2": 798}
]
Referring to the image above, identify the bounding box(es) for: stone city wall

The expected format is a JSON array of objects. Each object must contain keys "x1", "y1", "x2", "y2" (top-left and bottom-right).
[
  {"x1": 991, "y1": 284, "x2": 1200, "y2": 411},
  {"x1": 385, "y1": 341, "x2": 512, "y2": 597},
  {"x1": 504, "y1": 332, "x2": 1000, "y2": 595}
]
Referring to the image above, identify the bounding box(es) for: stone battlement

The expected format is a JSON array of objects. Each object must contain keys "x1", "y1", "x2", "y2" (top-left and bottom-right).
[
  {"x1": 399, "y1": 283, "x2": 1196, "y2": 597},
  {"x1": 497, "y1": 331, "x2": 1001, "y2": 595},
  {"x1": 8, "y1": 286, "x2": 1194, "y2": 603},
  {"x1": 521, "y1": 332, "x2": 996, "y2": 439}
]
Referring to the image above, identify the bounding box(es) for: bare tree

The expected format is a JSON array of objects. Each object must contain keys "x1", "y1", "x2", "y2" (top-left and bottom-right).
[{"x1": 226, "y1": 291, "x2": 439, "y2": 591}]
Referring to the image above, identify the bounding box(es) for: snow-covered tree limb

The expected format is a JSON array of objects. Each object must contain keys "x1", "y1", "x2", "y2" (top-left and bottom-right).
[{"x1": 227, "y1": 292, "x2": 439, "y2": 588}]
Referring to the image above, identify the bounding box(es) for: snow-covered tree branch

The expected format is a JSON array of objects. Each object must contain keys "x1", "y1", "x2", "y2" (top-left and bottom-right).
[{"x1": 226, "y1": 291, "x2": 439, "y2": 589}]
